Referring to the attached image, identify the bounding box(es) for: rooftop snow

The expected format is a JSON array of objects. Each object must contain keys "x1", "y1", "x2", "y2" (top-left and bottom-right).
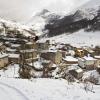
[
  {"x1": 64, "y1": 56, "x2": 78, "y2": 62},
  {"x1": 83, "y1": 56, "x2": 97, "y2": 61},
  {"x1": 8, "y1": 54, "x2": 20, "y2": 58},
  {"x1": 0, "y1": 53, "x2": 8, "y2": 59}
]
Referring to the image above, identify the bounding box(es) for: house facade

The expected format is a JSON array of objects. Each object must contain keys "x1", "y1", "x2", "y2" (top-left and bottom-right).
[
  {"x1": 75, "y1": 48, "x2": 85, "y2": 57},
  {"x1": 78, "y1": 56, "x2": 97, "y2": 70},
  {"x1": 40, "y1": 50, "x2": 62, "y2": 64},
  {"x1": 69, "y1": 68, "x2": 83, "y2": 79},
  {"x1": 36, "y1": 40, "x2": 50, "y2": 51},
  {"x1": 0, "y1": 53, "x2": 9, "y2": 68},
  {"x1": 20, "y1": 49, "x2": 38, "y2": 63}
]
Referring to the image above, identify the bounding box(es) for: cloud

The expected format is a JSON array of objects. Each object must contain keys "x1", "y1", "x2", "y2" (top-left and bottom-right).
[{"x1": 0, "y1": 0, "x2": 91, "y2": 23}]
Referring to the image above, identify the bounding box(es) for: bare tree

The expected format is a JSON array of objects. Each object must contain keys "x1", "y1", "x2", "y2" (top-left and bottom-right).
[{"x1": 83, "y1": 79, "x2": 95, "y2": 93}]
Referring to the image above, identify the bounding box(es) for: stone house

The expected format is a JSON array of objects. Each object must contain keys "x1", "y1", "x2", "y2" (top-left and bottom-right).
[
  {"x1": 94, "y1": 56, "x2": 100, "y2": 67},
  {"x1": 78, "y1": 56, "x2": 98, "y2": 70},
  {"x1": 20, "y1": 49, "x2": 38, "y2": 63},
  {"x1": 10, "y1": 44, "x2": 21, "y2": 50},
  {"x1": 0, "y1": 42, "x2": 6, "y2": 52},
  {"x1": 94, "y1": 56, "x2": 100, "y2": 73},
  {"x1": 8, "y1": 54, "x2": 20, "y2": 64},
  {"x1": 84, "y1": 47, "x2": 95, "y2": 56},
  {"x1": 36, "y1": 40, "x2": 50, "y2": 51},
  {"x1": 24, "y1": 59, "x2": 56, "y2": 78},
  {"x1": 6, "y1": 48, "x2": 18, "y2": 54},
  {"x1": 40, "y1": 50, "x2": 62, "y2": 64},
  {"x1": 63, "y1": 56, "x2": 78, "y2": 64},
  {"x1": 25, "y1": 42, "x2": 37, "y2": 49},
  {"x1": 0, "y1": 53, "x2": 9, "y2": 68},
  {"x1": 75, "y1": 48, "x2": 85, "y2": 57},
  {"x1": 69, "y1": 67, "x2": 83, "y2": 79}
]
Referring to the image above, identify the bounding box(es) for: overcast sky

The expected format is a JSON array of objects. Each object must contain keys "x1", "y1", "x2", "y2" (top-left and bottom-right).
[{"x1": 0, "y1": 0, "x2": 90, "y2": 23}]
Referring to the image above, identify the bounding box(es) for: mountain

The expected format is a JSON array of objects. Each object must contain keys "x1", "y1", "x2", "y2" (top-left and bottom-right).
[
  {"x1": 44, "y1": 0, "x2": 100, "y2": 37},
  {"x1": 0, "y1": 18, "x2": 35, "y2": 37},
  {"x1": 27, "y1": 9, "x2": 62, "y2": 36}
]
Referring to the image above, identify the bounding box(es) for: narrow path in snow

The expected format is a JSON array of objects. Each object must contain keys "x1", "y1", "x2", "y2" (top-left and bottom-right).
[{"x1": 0, "y1": 81, "x2": 29, "y2": 100}]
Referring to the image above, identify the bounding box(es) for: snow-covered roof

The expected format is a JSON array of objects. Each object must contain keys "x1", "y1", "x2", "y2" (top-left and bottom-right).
[
  {"x1": 68, "y1": 65, "x2": 83, "y2": 73},
  {"x1": 83, "y1": 56, "x2": 97, "y2": 61},
  {"x1": 49, "y1": 45, "x2": 56, "y2": 51},
  {"x1": 94, "y1": 56, "x2": 100, "y2": 59},
  {"x1": 8, "y1": 54, "x2": 20, "y2": 58},
  {"x1": 6, "y1": 48, "x2": 17, "y2": 52},
  {"x1": 20, "y1": 49, "x2": 37, "y2": 53},
  {"x1": 42, "y1": 60, "x2": 51, "y2": 64},
  {"x1": 11, "y1": 44, "x2": 21, "y2": 48},
  {"x1": 68, "y1": 50, "x2": 75, "y2": 55},
  {"x1": 0, "y1": 53, "x2": 8, "y2": 59},
  {"x1": 84, "y1": 48, "x2": 94, "y2": 53},
  {"x1": 76, "y1": 68, "x2": 83, "y2": 73},
  {"x1": 63, "y1": 56, "x2": 78, "y2": 62},
  {"x1": 52, "y1": 64, "x2": 57, "y2": 68},
  {"x1": 34, "y1": 61, "x2": 43, "y2": 69},
  {"x1": 0, "y1": 42, "x2": 3, "y2": 46},
  {"x1": 29, "y1": 61, "x2": 43, "y2": 70},
  {"x1": 41, "y1": 50, "x2": 58, "y2": 53},
  {"x1": 79, "y1": 56, "x2": 97, "y2": 61},
  {"x1": 36, "y1": 40, "x2": 46, "y2": 43},
  {"x1": 26, "y1": 42, "x2": 33, "y2": 45}
]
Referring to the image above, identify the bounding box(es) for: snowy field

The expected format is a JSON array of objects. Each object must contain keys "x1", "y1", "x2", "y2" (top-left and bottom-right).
[
  {"x1": 0, "y1": 78, "x2": 100, "y2": 100},
  {"x1": 0, "y1": 65, "x2": 100, "y2": 100},
  {"x1": 40, "y1": 30, "x2": 100, "y2": 47}
]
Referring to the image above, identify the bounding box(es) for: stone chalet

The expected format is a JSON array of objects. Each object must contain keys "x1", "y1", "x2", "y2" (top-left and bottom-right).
[
  {"x1": 0, "y1": 42, "x2": 6, "y2": 52},
  {"x1": 20, "y1": 49, "x2": 38, "y2": 63},
  {"x1": 75, "y1": 48, "x2": 85, "y2": 57},
  {"x1": 36, "y1": 40, "x2": 50, "y2": 51},
  {"x1": 63, "y1": 56, "x2": 78, "y2": 64},
  {"x1": 69, "y1": 67, "x2": 83, "y2": 79},
  {"x1": 78, "y1": 56, "x2": 98, "y2": 70},
  {"x1": 26, "y1": 59, "x2": 57, "y2": 78},
  {"x1": 40, "y1": 50, "x2": 62, "y2": 64},
  {"x1": 94, "y1": 56, "x2": 100, "y2": 73},
  {"x1": 0, "y1": 53, "x2": 9, "y2": 68},
  {"x1": 8, "y1": 53, "x2": 20, "y2": 64}
]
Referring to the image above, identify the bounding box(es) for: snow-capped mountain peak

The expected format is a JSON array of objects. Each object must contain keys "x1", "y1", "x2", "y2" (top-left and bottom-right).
[
  {"x1": 0, "y1": 18, "x2": 35, "y2": 37},
  {"x1": 27, "y1": 9, "x2": 62, "y2": 36}
]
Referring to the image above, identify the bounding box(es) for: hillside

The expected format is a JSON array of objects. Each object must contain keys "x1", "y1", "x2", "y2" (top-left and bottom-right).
[
  {"x1": 39, "y1": 30, "x2": 100, "y2": 47},
  {"x1": 45, "y1": 1, "x2": 100, "y2": 37},
  {"x1": 0, "y1": 18, "x2": 35, "y2": 37}
]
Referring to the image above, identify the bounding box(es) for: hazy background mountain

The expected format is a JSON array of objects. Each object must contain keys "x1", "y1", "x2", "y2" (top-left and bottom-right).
[
  {"x1": 44, "y1": 0, "x2": 100, "y2": 37},
  {"x1": 0, "y1": 0, "x2": 90, "y2": 23}
]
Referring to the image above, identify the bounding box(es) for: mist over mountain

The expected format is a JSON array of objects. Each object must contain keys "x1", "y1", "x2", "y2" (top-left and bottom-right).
[
  {"x1": 0, "y1": 0, "x2": 100, "y2": 37},
  {"x1": 0, "y1": 0, "x2": 90, "y2": 23},
  {"x1": 43, "y1": 0, "x2": 100, "y2": 37}
]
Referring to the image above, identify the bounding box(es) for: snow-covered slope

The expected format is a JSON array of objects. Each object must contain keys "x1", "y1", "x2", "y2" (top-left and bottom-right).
[
  {"x1": 73, "y1": 0, "x2": 100, "y2": 21},
  {"x1": 27, "y1": 9, "x2": 61, "y2": 36},
  {"x1": 39, "y1": 0, "x2": 100, "y2": 37},
  {"x1": 0, "y1": 78, "x2": 100, "y2": 100},
  {"x1": 39, "y1": 30, "x2": 100, "y2": 47},
  {"x1": 0, "y1": 18, "x2": 35, "y2": 37}
]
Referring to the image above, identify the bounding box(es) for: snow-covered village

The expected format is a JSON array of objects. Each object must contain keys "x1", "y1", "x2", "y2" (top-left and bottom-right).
[{"x1": 0, "y1": 0, "x2": 100, "y2": 100}]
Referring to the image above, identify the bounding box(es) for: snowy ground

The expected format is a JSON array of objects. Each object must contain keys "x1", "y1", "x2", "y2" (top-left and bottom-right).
[
  {"x1": 0, "y1": 64, "x2": 19, "y2": 78},
  {"x1": 0, "y1": 65, "x2": 100, "y2": 100},
  {"x1": 0, "y1": 78, "x2": 100, "y2": 100},
  {"x1": 40, "y1": 30, "x2": 100, "y2": 47}
]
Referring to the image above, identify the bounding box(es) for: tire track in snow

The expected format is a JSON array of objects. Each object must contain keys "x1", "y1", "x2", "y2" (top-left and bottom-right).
[
  {"x1": 0, "y1": 81, "x2": 29, "y2": 100},
  {"x1": 0, "y1": 86, "x2": 14, "y2": 100}
]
